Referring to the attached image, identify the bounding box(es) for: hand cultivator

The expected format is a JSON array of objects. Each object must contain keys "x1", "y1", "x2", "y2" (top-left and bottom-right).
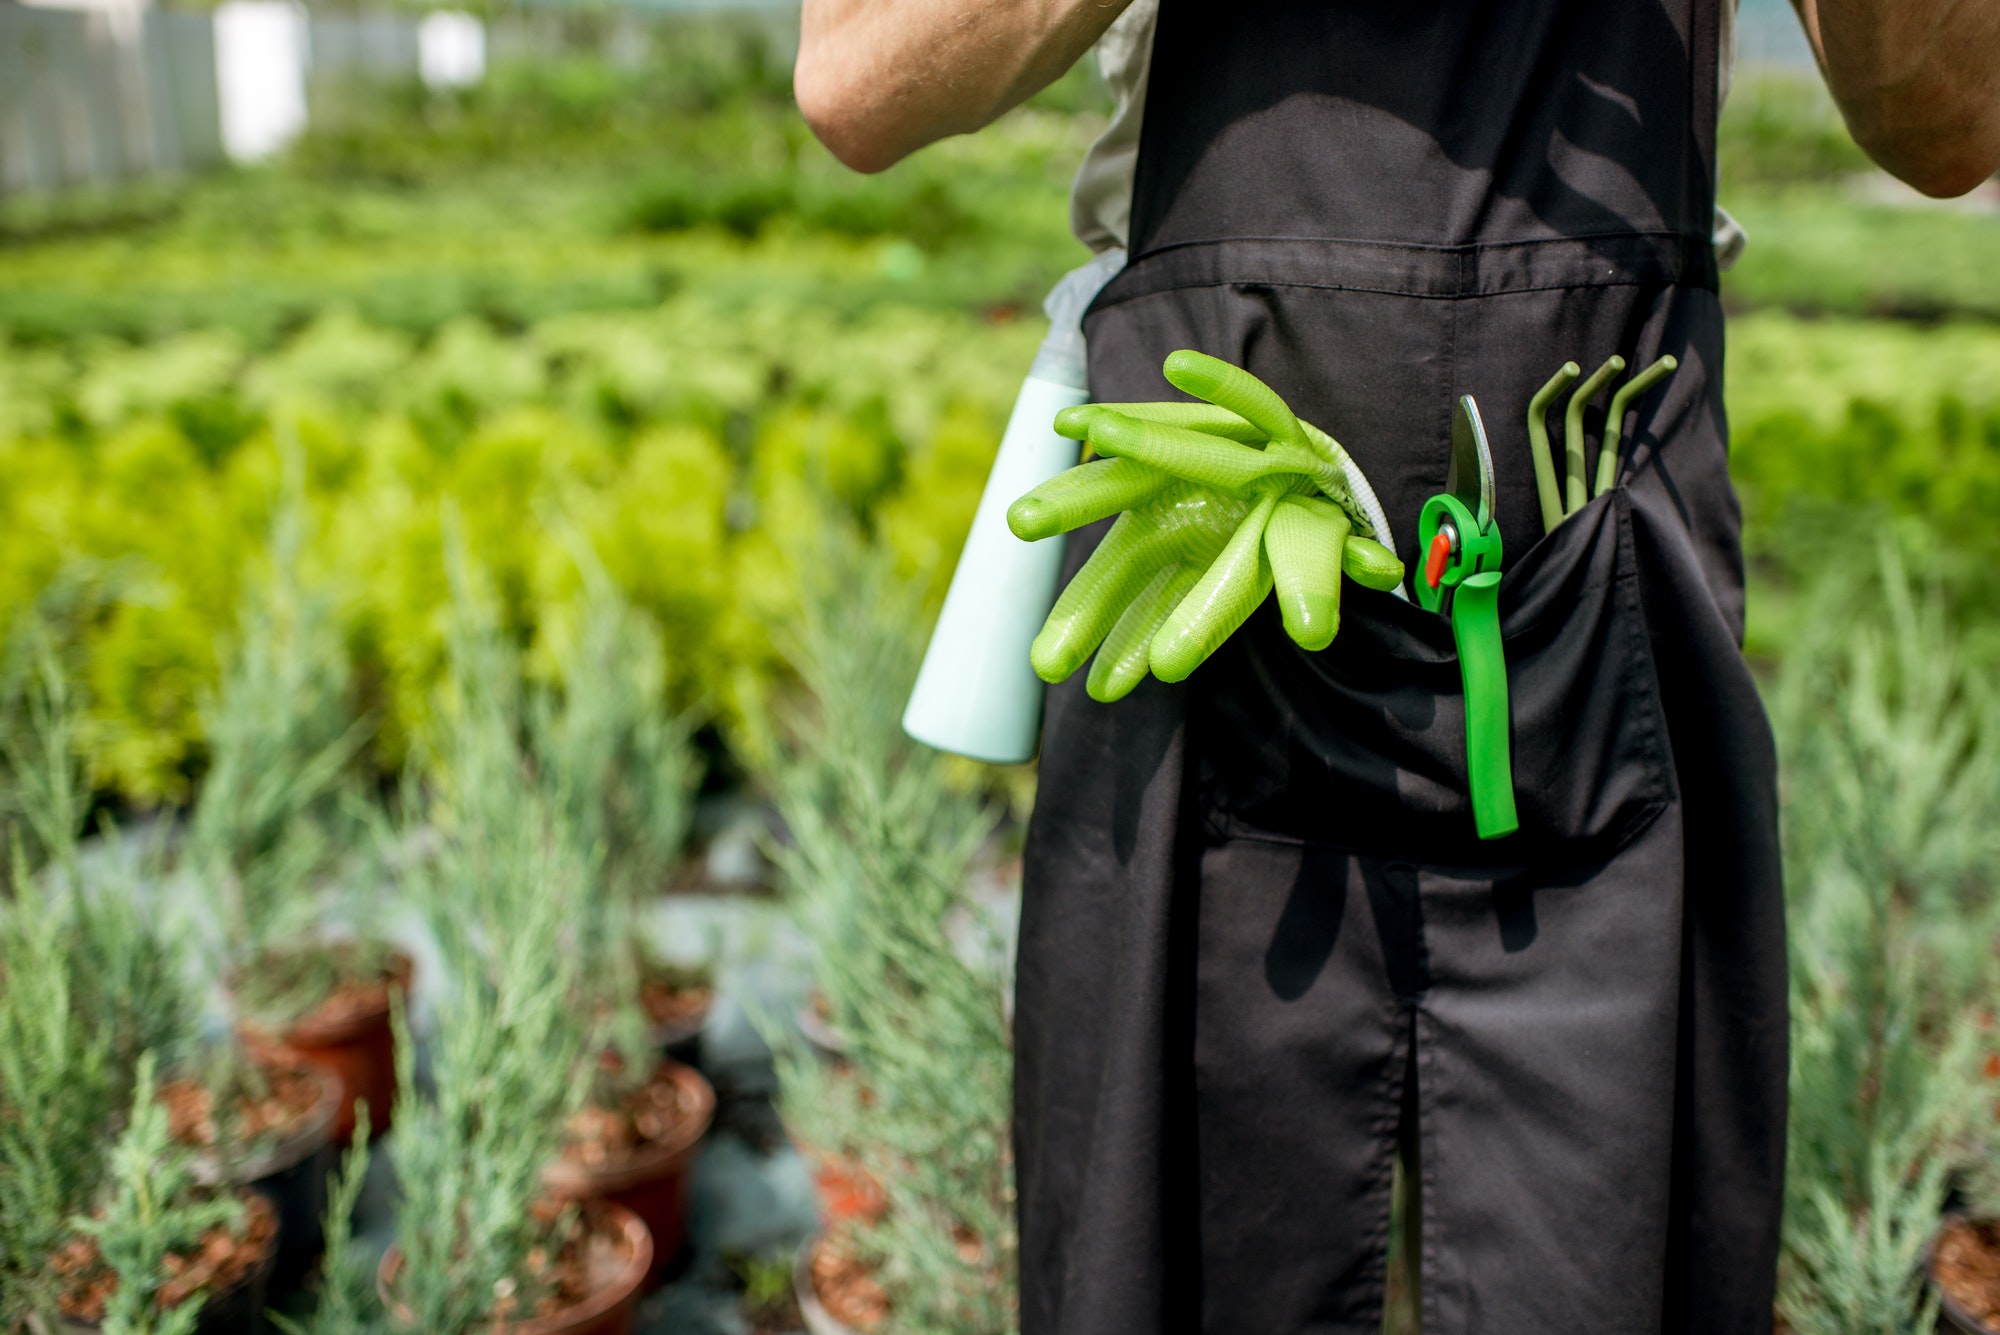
[{"x1": 1527, "y1": 353, "x2": 1679, "y2": 534}]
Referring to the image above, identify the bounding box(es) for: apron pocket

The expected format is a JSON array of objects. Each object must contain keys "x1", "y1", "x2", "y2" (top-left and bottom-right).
[{"x1": 1193, "y1": 488, "x2": 1674, "y2": 868}]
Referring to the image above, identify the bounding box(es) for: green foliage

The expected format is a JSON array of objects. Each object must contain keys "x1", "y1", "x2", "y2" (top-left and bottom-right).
[
  {"x1": 0, "y1": 294, "x2": 1027, "y2": 800},
  {"x1": 383, "y1": 536, "x2": 592, "y2": 1335},
  {"x1": 760, "y1": 531, "x2": 1015, "y2": 1335},
  {"x1": 76, "y1": 1053, "x2": 240, "y2": 1335},
  {"x1": 1717, "y1": 71, "x2": 1872, "y2": 191},
  {"x1": 271, "y1": 1110, "x2": 380, "y2": 1335},
  {"x1": 0, "y1": 634, "x2": 203, "y2": 1327},
  {"x1": 0, "y1": 844, "x2": 116, "y2": 1327},
  {"x1": 530, "y1": 526, "x2": 700, "y2": 908},
  {"x1": 1771, "y1": 542, "x2": 2000, "y2": 1333},
  {"x1": 187, "y1": 449, "x2": 374, "y2": 1001}
]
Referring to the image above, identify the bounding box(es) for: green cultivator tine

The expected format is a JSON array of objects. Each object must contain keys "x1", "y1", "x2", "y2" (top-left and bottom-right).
[
  {"x1": 1564, "y1": 355, "x2": 1626, "y2": 516},
  {"x1": 1528, "y1": 361, "x2": 1580, "y2": 536},
  {"x1": 1593, "y1": 355, "x2": 1678, "y2": 499}
]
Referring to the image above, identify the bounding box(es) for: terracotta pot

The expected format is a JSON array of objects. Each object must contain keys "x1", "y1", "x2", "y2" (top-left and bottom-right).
[
  {"x1": 241, "y1": 952, "x2": 411, "y2": 1146},
  {"x1": 794, "y1": 1234, "x2": 877, "y2": 1335},
  {"x1": 376, "y1": 1201, "x2": 653, "y2": 1335},
  {"x1": 1932, "y1": 1216, "x2": 2000, "y2": 1335},
  {"x1": 52, "y1": 1195, "x2": 279, "y2": 1335},
  {"x1": 542, "y1": 1061, "x2": 715, "y2": 1285}
]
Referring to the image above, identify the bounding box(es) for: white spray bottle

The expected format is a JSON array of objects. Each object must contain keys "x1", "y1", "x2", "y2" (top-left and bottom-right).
[{"x1": 901, "y1": 249, "x2": 1126, "y2": 763}]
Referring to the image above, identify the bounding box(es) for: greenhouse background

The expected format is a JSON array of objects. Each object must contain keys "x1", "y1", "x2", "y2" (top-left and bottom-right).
[{"x1": 2, "y1": 0, "x2": 2000, "y2": 1331}]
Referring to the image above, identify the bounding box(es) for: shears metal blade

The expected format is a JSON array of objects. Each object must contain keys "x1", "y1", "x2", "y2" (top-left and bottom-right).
[{"x1": 1448, "y1": 394, "x2": 1496, "y2": 536}]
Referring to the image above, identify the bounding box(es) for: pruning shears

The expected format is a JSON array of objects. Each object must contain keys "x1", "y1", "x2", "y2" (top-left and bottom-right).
[{"x1": 1417, "y1": 397, "x2": 1518, "y2": 840}]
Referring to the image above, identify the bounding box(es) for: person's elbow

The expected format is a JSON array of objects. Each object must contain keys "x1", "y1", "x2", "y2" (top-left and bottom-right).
[
  {"x1": 794, "y1": 47, "x2": 911, "y2": 174},
  {"x1": 1841, "y1": 88, "x2": 2000, "y2": 199}
]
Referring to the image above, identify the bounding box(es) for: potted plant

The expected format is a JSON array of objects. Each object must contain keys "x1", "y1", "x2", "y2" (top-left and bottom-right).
[
  {"x1": 530, "y1": 531, "x2": 712, "y2": 1060},
  {"x1": 372, "y1": 541, "x2": 654, "y2": 1335},
  {"x1": 540, "y1": 1025, "x2": 715, "y2": 1285},
  {"x1": 158, "y1": 1045, "x2": 341, "y2": 1298},
  {"x1": 759, "y1": 535, "x2": 1018, "y2": 1335},
  {"x1": 0, "y1": 641, "x2": 196, "y2": 1332},
  {"x1": 188, "y1": 476, "x2": 398, "y2": 1147},
  {"x1": 47, "y1": 1054, "x2": 280, "y2": 1335},
  {"x1": 527, "y1": 541, "x2": 717, "y2": 1279}
]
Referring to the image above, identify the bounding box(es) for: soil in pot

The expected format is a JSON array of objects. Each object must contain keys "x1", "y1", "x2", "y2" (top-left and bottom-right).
[
  {"x1": 52, "y1": 1191, "x2": 278, "y2": 1334},
  {"x1": 638, "y1": 958, "x2": 713, "y2": 1061},
  {"x1": 543, "y1": 1059, "x2": 715, "y2": 1285},
  {"x1": 1935, "y1": 1217, "x2": 2000, "y2": 1334},
  {"x1": 796, "y1": 1233, "x2": 887, "y2": 1335},
  {"x1": 161, "y1": 1055, "x2": 339, "y2": 1301},
  {"x1": 376, "y1": 1200, "x2": 652, "y2": 1335},
  {"x1": 236, "y1": 943, "x2": 410, "y2": 1145}
]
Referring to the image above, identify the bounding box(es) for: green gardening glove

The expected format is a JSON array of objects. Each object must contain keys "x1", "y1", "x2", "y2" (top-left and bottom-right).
[{"x1": 1008, "y1": 351, "x2": 1403, "y2": 703}]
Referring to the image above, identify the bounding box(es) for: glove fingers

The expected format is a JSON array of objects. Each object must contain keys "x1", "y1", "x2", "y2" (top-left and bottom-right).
[
  {"x1": 1089, "y1": 412, "x2": 1296, "y2": 496},
  {"x1": 1092, "y1": 401, "x2": 1267, "y2": 444},
  {"x1": 1054, "y1": 404, "x2": 1104, "y2": 441},
  {"x1": 1086, "y1": 561, "x2": 1205, "y2": 703},
  {"x1": 1342, "y1": 535, "x2": 1407, "y2": 592},
  {"x1": 1161, "y1": 350, "x2": 1307, "y2": 451},
  {"x1": 1265, "y1": 496, "x2": 1350, "y2": 651},
  {"x1": 1030, "y1": 513, "x2": 1176, "y2": 683},
  {"x1": 1150, "y1": 491, "x2": 1281, "y2": 683},
  {"x1": 1008, "y1": 459, "x2": 1173, "y2": 541}
]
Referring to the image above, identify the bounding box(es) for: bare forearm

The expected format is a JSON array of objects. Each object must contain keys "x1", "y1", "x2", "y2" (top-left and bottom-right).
[
  {"x1": 1796, "y1": 0, "x2": 2000, "y2": 195},
  {"x1": 795, "y1": 0, "x2": 1132, "y2": 173}
]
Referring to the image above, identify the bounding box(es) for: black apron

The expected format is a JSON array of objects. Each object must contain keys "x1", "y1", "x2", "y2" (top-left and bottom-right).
[{"x1": 1013, "y1": 1, "x2": 1788, "y2": 1332}]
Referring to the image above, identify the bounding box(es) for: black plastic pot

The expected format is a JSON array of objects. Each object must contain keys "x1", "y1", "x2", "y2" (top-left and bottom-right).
[
  {"x1": 195, "y1": 1067, "x2": 340, "y2": 1304},
  {"x1": 651, "y1": 1003, "x2": 709, "y2": 1070}
]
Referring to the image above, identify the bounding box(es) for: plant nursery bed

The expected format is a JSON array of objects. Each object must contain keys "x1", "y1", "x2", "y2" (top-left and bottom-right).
[
  {"x1": 52, "y1": 1192, "x2": 278, "y2": 1328},
  {"x1": 1935, "y1": 1218, "x2": 2000, "y2": 1333}
]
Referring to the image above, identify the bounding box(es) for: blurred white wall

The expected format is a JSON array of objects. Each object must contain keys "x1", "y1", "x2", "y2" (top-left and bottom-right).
[
  {"x1": 213, "y1": 0, "x2": 308, "y2": 162},
  {"x1": 418, "y1": 9, "x2": 484, "y2": 90}
]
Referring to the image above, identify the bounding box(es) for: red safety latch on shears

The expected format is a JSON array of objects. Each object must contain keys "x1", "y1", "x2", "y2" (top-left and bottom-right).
[{"x1": 1424, "y1": 525, "x2": 1456, "y2": 590}]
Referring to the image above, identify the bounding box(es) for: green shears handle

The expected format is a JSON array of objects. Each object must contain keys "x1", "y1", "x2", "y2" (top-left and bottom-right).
[
  {"x1": 1416, "y1": 493, "x2": 1518, "y2": 841},
  {"x1": 1450, "y1": 570, "x2": 1517, "y2": 840}
]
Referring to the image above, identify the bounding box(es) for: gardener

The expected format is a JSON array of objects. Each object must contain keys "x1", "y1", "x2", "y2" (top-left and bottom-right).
[{"x1": 795, "y1": 2, "x2": 2000, "y2": 1331}]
